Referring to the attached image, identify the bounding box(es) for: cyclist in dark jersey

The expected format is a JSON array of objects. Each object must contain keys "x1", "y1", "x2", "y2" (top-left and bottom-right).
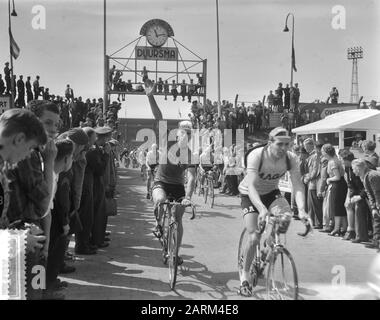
[{"x1": 144, "y1": 78, "x2": 197, "y2": 266}]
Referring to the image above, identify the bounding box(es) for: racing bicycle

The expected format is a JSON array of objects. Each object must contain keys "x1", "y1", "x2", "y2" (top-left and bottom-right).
[
  {"x1": 237, "y1": 198, "x2": 312, "y2": 300},
  {"x1": 157, "y1": 197, "x2": 196, "y2": 290}
]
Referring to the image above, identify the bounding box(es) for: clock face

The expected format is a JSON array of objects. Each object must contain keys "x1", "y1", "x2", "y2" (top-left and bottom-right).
[{"x1": 146, "y1": 24, "x2": 168, "y2": 47}]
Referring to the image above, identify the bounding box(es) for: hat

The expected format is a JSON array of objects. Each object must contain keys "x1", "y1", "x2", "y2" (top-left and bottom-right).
[
  {"x1": 303, "y1": 138, "x2": 314, "y2": 145},
  {"x1": 269, "y1": 127, "x2": 291, "y2": 142},
  {"x1": 94, "y1": 126, "x2": 113, "y2": 135},
  {"x1": 58, "y1": 128, "x2": 89, "y2": 145},
  {"x1": 178, "y1": 120, "x2": 192, "y2": 133}
]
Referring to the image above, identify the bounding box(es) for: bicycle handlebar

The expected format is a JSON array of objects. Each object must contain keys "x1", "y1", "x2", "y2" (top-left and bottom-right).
[{"x1": 160, "y1": 200, "x2": 196, "y2": 220}]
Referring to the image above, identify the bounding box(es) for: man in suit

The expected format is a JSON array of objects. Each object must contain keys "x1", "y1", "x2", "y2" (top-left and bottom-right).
[
  {"x1": 33, "y1": 76, "x2": 40, "y2": 100},
  {"x1": 17, "y1": 75, "x2": 25, "y2": 107},
  {"x1": 303, "y1": 139, "x2": 323, "y2": 228}
]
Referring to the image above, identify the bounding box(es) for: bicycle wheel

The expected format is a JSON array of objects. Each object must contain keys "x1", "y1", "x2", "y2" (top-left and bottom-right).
[
  {"x1": 161, "y1": 206, "x2": 170, "y2": 265},
  {"x1": 168, "y1": 221, "x2": 179, "y2": 290},
  {"x1": 203, "y1": 181, "x2": 208, "y2": 203},
  {"x1": 237, "y1": 228, "x2": 247, "y2": 282},
  {"x1": 209, "y1": 178, "x2": 214, "y2": 208},
  {"x1": 266, "y1": 246, "x2": 299, "y2": 300}
]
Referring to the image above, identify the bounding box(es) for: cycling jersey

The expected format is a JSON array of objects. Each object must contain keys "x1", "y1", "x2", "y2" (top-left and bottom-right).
[
  {"x1": 239, "y1": 146, "x2": 298, "y2": 195},
  {"x1": 154, "y1": 144, "x2": 197, "y2": 185}
]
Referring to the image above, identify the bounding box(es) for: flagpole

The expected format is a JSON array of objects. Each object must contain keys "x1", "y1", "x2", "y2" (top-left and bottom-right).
[{"x1": 8, "y1": 0, "x2": 14, "y2": 108}]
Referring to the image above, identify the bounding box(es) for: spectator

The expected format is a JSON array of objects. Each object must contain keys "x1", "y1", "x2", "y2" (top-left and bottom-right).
[
  {"x1": 7, "y1": 100, "x2": 59, "y2": 299},
  {"x1": 303, "y1": 140, "x2": 323, "y2": 229},
  {"x1": 65, "y1": 84, "x2": 74, "y2": 102},
  {"x1": 16, "y1": 75, "x2": 25, "y2": 107},
  {"x1": 294, "y1": 83, "x2": 300, "y2": 110},
  {"x1": 362, "y1": 140, "x2": 379, "y2": 169},
  {"x1": 267, "y1": 90, "x2": 275, "y2": 111},
  {"x1": 90, "y1": 126, "x2": 112, "y2": 248},
  {"x1": 33, "y1": 76, "x2": 40, "y2": 100},
  {"x1": 322, "y1": 144, "x2": 348, "y2": 237},
  {"x1": 188, "y1": 79, "x2": 196, "y2": 102},
  {"x1": 157, "y1": 77, "x2": 163, "y2": 93},
  {"x1": 283, "y1": 84, "x2": 290, "y2": 109},
  {"x1": 4, "y1": 62, "x2": 11, "y2": 95},
  {"x1": 25, "y1": 76, "x2": 33, "y2": 103},
  {"x1": 163, "y1": 80, "x2": 170, "y2": 100},
  {"x1": 341, "y1": 150, "x2": 370, "y2": 243},
  {"x1": 352, "y1": 133, "x2": 363, "y2": 149},
  {"x1": 0, "y1": 74, "x2": 5, "y2": 95},
  {"x1": 171, "y1": 80, "x2": 178, "y2": 101},
  {"x1": 352, "y1": 159, "x2": 380, "y2": 250},
  {"x1": 180, "y1": 80, "x2": 187, "y2": 101},
  {"x1": 46, "y1": 139, "x2": 74, "y2": 298},
  {"x1": 330, "y1": 87, "x2": 339, "y2": 104},
  {"x1": 317, "y1": 155, "x2": 333, "y2": 232}
]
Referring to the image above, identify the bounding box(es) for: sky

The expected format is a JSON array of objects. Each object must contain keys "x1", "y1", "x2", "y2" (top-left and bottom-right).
[{"x1": 0, "y1": 0, "x2": 379, "y2": 119}]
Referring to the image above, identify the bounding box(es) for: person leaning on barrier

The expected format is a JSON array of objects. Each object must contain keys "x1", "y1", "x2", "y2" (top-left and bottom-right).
[
  {"x1": 341, "y1": 150, "x2": 370, "y2": 243},
  {"x1": 352, "y1": 159, "x2": 380, "y2": 251},
  {"x1": 362, "y1": 140, "x2": 379, "y2": 169},
  {"x1": 0, "y1": 108, "x2": 49, "y2": 300}
]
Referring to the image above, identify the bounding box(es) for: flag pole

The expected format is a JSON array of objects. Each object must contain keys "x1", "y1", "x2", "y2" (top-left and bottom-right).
[
  {"x1": 103, "y1": 0, "x2": 107, "y2": 118},
  {"x1": 8, "y1": 0, "x2": 14, "y2": 108}
]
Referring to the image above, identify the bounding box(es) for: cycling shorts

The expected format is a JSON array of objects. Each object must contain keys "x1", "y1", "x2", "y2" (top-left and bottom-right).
[
  {"x1": 152, "y1": 181, "x2": 186, "y2": 201},
  {"x1": 240, "y1": 189, "x2": 282, "y2": 217}
]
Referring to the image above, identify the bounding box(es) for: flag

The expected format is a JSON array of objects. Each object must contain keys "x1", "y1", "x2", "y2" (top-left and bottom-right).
[
  {"x1": 292, "y1": 41, "x2": 297, "y2": 72},
  {"x1": 9, "y1": 28, "x2": 20, "y2": 60}
]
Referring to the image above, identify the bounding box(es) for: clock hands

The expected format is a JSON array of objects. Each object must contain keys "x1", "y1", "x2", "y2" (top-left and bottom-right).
[{"x1": 154, "y1": 29, "x2": 158, "y2": 37}]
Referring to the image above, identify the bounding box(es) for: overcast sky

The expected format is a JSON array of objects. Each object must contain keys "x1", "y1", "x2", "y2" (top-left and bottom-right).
[{"x1": 0, "y1": 0, "x2": 379, "y2": 118}]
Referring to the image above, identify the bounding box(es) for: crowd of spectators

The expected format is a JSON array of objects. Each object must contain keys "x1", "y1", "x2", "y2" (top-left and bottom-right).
[
  {"x1": 0, "y1": 61, "x2": 123, "y2": 300},
  {"x1": 1, "y1": 62, "x2": 121, "y2": 136},
  {"x1": 108, "y1": 65, "x2": 204, "y2": 102},
  {"x1": 294, "y1": 137, "x2": 380, "y2": 252}
]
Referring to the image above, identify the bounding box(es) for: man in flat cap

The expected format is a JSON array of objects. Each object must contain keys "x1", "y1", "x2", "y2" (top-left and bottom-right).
[{"x1": 88, "y1": 126, "x2": 113, "y2": 248}]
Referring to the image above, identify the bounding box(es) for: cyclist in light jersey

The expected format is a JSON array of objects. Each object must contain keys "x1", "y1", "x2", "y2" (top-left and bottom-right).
[
  {"x1": 145, "y1": 143, "x2": 159, "y2": 199},
  {"x1": 199, "y1": 144, "x2": 215, "y2": 191},
  {"x1": 238, "y1": 127, "x2": 310, "y2": 296},
  {"x1": 138, "y1": 149, "x2": 147, "y2": 179}
]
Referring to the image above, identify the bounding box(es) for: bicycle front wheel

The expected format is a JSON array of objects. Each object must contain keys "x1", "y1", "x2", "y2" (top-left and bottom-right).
[
  {"x1": 266, "y1": 246, "x2": 299, "y2": 300},
  {"x1": 209, "y1": 179, "x2": 214, "y2": 208},
  {"x1": 168, "y1": 222, "x2": 179, "y2": 290},
  {"x1": 203, "y1": 182, "x2": 208, "y2": 203}
]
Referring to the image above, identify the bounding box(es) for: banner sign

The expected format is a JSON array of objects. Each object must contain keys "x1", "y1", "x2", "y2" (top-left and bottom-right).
[
  {"x1": 0, "y1": 97, "x2": 11, "y2": 115},
  {"x1": 298, "y1": 103, "x2": 357, "y2": 120},
  {"x1": 135, "y1": 46, "x2": 178, "y2": 61}
]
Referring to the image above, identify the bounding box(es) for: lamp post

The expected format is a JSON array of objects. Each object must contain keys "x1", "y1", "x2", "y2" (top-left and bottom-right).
[
  {"x1": 8, "y1": 0, "x2": 17, "y2": 108},
  {"x1": 216, "y1": 0, "x2": 221, "y2": 117},
  {"x1": 283, "y1": 13, "x2": 295, "y2": 87},
  {"x1": 103, "y1": 0, "x2": 107, "y2": 117}
]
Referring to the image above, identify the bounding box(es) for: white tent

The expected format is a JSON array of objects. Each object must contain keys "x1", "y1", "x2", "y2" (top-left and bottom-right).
[{"x1": 292, "y1": 109, "x2": 380, "y2": 134}]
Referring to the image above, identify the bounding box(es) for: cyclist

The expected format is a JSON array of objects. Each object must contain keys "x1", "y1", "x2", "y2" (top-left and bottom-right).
[
  {"x1": 145, "y1": 143, "x2": 160, "y2": 199},
  {"x1": 238, "y1": 127, "x2": 311, "y2": 296},
  {"x1": 199, "y1": 144, "x2": 216, "y2": 193},
  {"x1": 151, "y1": 121, "x2": 197, "y2": 265},
  {"x1": 138, "y1": 148, "x2": 147, "y2": 180},
  {"x1": 143, "y1": 78, "x2": 197, "y2": 266}
]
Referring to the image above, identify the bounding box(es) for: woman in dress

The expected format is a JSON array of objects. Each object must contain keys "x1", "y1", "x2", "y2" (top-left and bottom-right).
[{"x1": 322, "y1": 144, "x2": 348, "y2": 236}]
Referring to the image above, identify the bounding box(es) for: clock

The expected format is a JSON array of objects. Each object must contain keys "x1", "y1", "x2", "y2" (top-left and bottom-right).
[
  {"x1": 140, "y1": 19, "x2": 174, "y2": 47},
  {"x1": 146, "y1": 24, "x2": 168, "y2": 47}
]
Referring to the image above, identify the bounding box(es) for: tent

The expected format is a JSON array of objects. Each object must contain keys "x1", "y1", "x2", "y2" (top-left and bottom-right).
[{"x1": 292, "y1": 109, "x2": 380, "y2": 134}]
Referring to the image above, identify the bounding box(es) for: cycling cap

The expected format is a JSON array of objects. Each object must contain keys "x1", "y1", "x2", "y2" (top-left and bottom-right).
[
  {"x1": 178, "y1": 120, "x2": 192, "y2": 133},
  {"x1": 269, "y1": 127, "x2": 291, "y2": 142}
]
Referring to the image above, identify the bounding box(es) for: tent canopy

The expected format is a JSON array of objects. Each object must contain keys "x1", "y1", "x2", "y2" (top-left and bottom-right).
[{"x1": 292, "y1": 109, "x2": 380, "y2": 135}]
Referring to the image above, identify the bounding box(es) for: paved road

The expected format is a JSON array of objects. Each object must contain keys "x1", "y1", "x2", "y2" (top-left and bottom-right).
[{"x1": 64, "y1": 167, "x2": 379, "y2": 300}]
